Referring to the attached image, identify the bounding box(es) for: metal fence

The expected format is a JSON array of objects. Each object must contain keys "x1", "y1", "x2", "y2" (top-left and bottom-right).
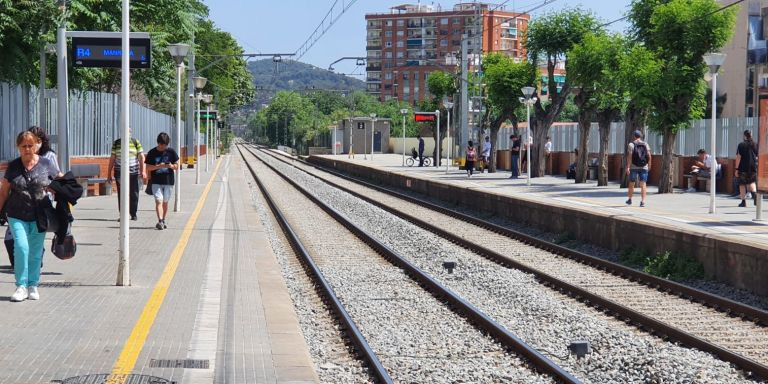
[
  {"x1": 488, "y1": 117, "x2": 757, "y2": 158},
  {"x1": 0, "y1": 82, "x2": 182, "y2": 161}
]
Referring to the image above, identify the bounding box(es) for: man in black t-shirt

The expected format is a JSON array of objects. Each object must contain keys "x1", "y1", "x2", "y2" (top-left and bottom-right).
[
  {"x1": 144, "y1": 132, "x2": 180, "y2": 230},
  {"x1": 735, "y1": 130, "x2": 759, "y2": 207}
]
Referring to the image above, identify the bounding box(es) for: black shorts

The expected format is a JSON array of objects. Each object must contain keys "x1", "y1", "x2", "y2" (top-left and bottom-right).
[{"x1": 739, "y1": 171, "x2": 757, "y2": 185}]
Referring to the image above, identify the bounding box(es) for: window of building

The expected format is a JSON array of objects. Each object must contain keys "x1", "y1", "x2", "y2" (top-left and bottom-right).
[
  {"x1": 440, "y1": 40, "x2": 448, "y2": 47},
  {"x1": 441, "y1": 18, "x2": 449, "y2": 25},
  {"x1": 384, "y1": 72, "x2": 392, "y2": 80},
  {"x1": 397, "y1": 19, "x2": 405, "y2": 26},
  {"x1": 385, "y1": 51, "x2": 392, "y2": 58},
  {"x1": 396, "y1": 51, "x2": 404, "y2": 58},
  {"x1": 385, "y1": 31, "x2": 392, "y2": 37},
  {"x1": 385, "y1": 41, "x2": 392, "y2": 48},
  {"x1": 397, "y1": 30, "x2": 404, "y2": 37},
  {"x1": 453, "y1": 17, "x2": 461, "y2": 24},
  {"x1": 386, "y1": 20, "x2": 393, "y2": 26},
  {"x1": 403, "y1": 72, "x2": 409, "y2": 80},
  {"x1": 396, "y1": 41, "x2": 404, "y2": 48}
]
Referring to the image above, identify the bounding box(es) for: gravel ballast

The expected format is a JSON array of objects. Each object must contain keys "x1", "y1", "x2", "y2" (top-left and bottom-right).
[{"x1": 255, "y1": 148, "x2": 762, "y2": 384}]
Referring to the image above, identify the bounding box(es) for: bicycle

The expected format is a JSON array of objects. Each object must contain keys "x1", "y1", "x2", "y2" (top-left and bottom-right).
[{"x1": 406, "y1": 148, "x2": 431, "y2": 167}]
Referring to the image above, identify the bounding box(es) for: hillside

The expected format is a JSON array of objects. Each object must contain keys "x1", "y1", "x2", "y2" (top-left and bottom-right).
[{"x1": 247, "y1": 59, "x2": 365, "y2": 107}]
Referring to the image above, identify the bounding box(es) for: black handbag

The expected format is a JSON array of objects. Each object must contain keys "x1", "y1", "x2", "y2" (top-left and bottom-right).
[
  {"x1": 145, "y1": 180, "x2": 153, "y2": 195},
  {"x1": 35, "y1": 198, "x2": 59, "y2": 233}
]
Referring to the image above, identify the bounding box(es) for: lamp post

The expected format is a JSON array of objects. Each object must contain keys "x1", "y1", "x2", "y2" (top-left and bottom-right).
[
  {"x1": 193, "y1": 76, "x2": 207, "y2": 185},
  {"x1": 204, "y1": 99, "x2": 213, "y2": 173},
  {"x1": 400, "y1": 108, "x2": 409, "y2": 166},
  {"x1": 521, "y1": 86, "x2": 537, "y2": 186},
  {"x1": 370, "y1": 113, "x2": 376, "y2": 160},
  {"x1": 444, "y1": 101, "x2": 454, "y2": 173},
  {"x1": 435, "y1": 110, "x2": 441, "y2": 168},
  {"x1": 704, "y1": 52, "x2": 725, "y2": 214},
  {"x1": 168, "y1": 43, "x2": 190, "y2": 213}
]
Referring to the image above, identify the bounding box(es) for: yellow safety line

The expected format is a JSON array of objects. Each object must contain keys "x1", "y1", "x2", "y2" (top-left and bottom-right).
[{"x1": 106, "y1": 159, "x2": 223, "y2": 383}]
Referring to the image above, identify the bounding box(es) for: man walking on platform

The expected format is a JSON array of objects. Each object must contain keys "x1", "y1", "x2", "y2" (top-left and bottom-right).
[
  {"x1": 145, "y1": 132, "x2": 180, "y2": 230},
  {"x1": 510, "y1": 135, "x2": 521, "y2": 179},
  {"x1": 107, "y1": 130, "x2": 146, "y2": 220},
  {"x1": 735, "y1": 129, "x2": 759, "y2": 207},
  {"x1": 418, "y1": 134, "x2": 425, "y2": 167},
  {"x1": 626, "y1": 130, "x2": 651, "y2": 207}
]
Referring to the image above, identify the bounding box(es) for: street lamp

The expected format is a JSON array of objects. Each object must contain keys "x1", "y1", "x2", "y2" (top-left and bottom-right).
[
  {"x1": 367, "y1": 113, "x2": 376, "y2": 160},
  {"x1": 204, "y1": 99, "x2": 214, "y2": 173},
  {"x1": 193, "y1": 76, "x2": 207, "y2": 185},
  {"x1": 521, "y1": 86, "x2": 537, "y2": 186},
  {"x1": 168, "y1": 43, "x2": 189, "y2": 213},
  {"x1": 400, "y1": 108, "x2": 409, "y2": 166},
  {"x1": 704, "y1": 52, "x2": 725, "y2": 214},
  {"x1": 444, "y1": 101, "x2": 454, "y2": 173}
]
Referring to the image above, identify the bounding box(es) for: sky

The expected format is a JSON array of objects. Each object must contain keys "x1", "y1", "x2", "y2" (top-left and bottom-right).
[{"x1": 203, "y1": 0, "x2": 633, "y2": 77}]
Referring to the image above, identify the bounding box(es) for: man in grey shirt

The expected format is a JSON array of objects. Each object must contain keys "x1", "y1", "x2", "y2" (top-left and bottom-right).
[{"x1": 626, "y1": 130, "x2": 652, "y2": 207}]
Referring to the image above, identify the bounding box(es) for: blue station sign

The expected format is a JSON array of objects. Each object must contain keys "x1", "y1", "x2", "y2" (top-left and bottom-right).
[{"x1": 72, "y1": 37, "x2": 151, "y2": 69}]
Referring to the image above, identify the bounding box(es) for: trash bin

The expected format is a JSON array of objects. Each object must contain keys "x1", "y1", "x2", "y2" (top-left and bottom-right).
[
  {"x1": 588, "y1": 165, "x2": 597, "y2": 180},
  {"x1": 99, "y1": 182, "x2": 112, "y2": 196}
]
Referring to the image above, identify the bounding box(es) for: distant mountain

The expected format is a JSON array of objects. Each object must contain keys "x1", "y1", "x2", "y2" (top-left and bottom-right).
[{"x1": 247, "y1": 59, "x2": 365, "y2": 108}]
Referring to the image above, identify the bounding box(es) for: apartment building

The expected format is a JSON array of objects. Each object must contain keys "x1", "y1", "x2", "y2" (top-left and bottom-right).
[{"x1": 365, "y1": 2, "x2": 529, "y2": 104}]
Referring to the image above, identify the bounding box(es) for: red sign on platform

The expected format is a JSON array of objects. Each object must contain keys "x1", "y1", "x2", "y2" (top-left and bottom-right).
[{"x1": 414, "y1": 113, "x2": 436, "y2": 122}]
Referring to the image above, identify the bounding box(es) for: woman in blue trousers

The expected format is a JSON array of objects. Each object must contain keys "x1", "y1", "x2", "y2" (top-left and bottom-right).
[{"x1": 0, "y1": 131, "x2": 61, "y2": 302}]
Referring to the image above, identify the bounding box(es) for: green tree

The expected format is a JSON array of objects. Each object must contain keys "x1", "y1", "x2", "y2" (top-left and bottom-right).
[
  {"x1": 629, "y1": 0, "x2": 736, "y2": 192},
  {"x1": 483, "y1": 53, "x2": 536, "y2": 172},
  {"x1": 426, "y1": 71, "x2": 457, "y2": 164},
  {"x1": 524, "y1": 8, "x2": 598, "y2": 178},
  {"x1": 569, "y1": 32, "x2": 628, "y2": 186},
  {"x1": 0, "y1": 0, "x2": 57, "y2": 84}
]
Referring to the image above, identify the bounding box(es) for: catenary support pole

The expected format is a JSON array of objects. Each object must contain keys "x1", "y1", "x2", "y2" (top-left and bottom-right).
[
  {"x1": 39, "y1": 48, "x2": 46, "y2": 129},
  {"x1": 56, "y1": 14, "x2": 70, "y2": 172},
  {"x1": 205, "y1": 105, "x2": 210, "y2": 173},
  {"x1": 460, "y1": 36, "x2": 469, "y2": 158},
  {"x1": 435, "y1": 111, "x2": 440, "y2": 168},
  {"x1": 116, "y1": 0, "x2": 131, "y2": 286},
  {"x1": 195, "y1": 96, "x2": 201, "y2": 184},
  {"x1": 446, "y1": 108, "x2": 451, "y2": 173},
  {"x1": 174, "y1": 63, "x2": 182, "y2": 212},
  {"x1": 710, "y1": 72, "x2": 717, "y2": 214}
]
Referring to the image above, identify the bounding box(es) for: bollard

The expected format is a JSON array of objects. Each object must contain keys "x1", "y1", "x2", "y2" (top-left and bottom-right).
[{"x1": 756, "y1": 193, "x2": 764, "y2": 222}]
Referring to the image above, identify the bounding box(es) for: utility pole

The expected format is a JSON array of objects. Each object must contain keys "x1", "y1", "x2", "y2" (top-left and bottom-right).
[
  {"x1": 56, "y1": 0, "x2": 70, "y2": 172},
  {"x1": 186, "y1": 50, "x2": 196, "y2": 163},
  {"x1": 460, "y1": 35, "x2": 469, "y2": 158},
  {"x1": 117, "y1": 0, "x2": 131, "y2": 286}
]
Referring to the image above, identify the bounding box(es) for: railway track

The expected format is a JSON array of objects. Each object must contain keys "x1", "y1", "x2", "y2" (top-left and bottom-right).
[
  {"x1": 254, "y1": 145, "x2": 768, "y2": 381},
  {"x1": 237, "y1": 145, "x2": 579, "y2": 383}
]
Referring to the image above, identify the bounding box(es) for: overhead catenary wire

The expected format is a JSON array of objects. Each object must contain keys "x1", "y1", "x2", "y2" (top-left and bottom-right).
[{"x1": 294, "y1": 0, "x2": 360, "y2": 60}]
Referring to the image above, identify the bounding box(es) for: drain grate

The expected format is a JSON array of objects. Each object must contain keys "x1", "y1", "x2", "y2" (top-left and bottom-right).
[
  {"x1": 149, "y1": 359, "x2": 210, "y2": 369},
  {"x1": 55, "y1": 374, "x2": 172, "y2": 384},
  {"x1": 39, "y1": 281, "x2": 75, "y2": 288}
]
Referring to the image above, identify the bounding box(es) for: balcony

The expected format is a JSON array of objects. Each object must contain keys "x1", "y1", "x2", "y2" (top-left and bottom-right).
[
  {"x1": 367, "y1": 77, "x2": 382, "y2": 83},
  {"x1": 366, "y1": 45, "x2": 382, "y2": 51},
  {"x1": 366, "y1": 65, "x2": 382, "y2": 71}
]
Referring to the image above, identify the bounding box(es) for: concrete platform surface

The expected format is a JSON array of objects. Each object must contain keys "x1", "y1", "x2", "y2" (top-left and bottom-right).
[
  {"x1": 319, "y1": 153, "x2": 768, "y2": 247},
  {"x1": 0, "y1": 154, "x2": 318, "y2": 384}
]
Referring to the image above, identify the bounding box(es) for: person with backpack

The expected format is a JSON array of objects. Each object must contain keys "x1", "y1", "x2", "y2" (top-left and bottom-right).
[
  {"x1": 626, "y1": 130, "x2": 652, "y2": 207},
  {"x1": 107, "y1": 129, "x2": 146, "y2": 220},
  {"x1": 466, "y1": 140, "x2": 477, "y2": 178},
  {"x1": 735, "y1": 129, "x2": 759, "y2": 207}
]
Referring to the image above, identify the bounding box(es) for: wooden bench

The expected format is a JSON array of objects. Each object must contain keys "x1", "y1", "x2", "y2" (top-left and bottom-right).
[
  {"x1": 71, "y1": 164, "x2": 109, "y2": 197},
  {"x1": 683, "y1": 165, "x2": 724, "y2": 192}
]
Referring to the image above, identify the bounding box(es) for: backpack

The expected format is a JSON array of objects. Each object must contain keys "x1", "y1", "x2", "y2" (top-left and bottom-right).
[
  {"x1": 467, "y1": 148, "x2": 476, "y2": 161},
  {"x1": 631, "y1": 142, "x2": 649, "y2": 167}
]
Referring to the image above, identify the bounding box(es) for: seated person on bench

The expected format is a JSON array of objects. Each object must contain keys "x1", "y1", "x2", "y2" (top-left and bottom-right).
[{"x1": 686, "y1": 148, "x2": 721, "y2": 192}]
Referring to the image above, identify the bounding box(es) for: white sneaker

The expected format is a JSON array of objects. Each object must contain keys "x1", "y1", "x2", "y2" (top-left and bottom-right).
[
  {"x1": 10, "y1": 286, "x2": 28, "y2": 302},
  {"x1": 686, "y1": 187, "x2": 697, "y2": 192},
  {"x1": 746, "y1": 192, "x2": 753, "y2": 199},
  {"x1": 28, "y1": 286, "x2": 39, "y2": 300}
]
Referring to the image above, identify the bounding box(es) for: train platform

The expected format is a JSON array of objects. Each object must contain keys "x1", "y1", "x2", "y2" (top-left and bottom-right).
[
  {"x1": 310, "y1": 153, "x2": 768, "y2": 295},
  {"x1": 0, "y1": 154, "x2": 318, "y2": 384}
]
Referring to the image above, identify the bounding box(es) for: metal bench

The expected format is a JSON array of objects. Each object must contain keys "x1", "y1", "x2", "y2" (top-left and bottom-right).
[
  {"x1": 70, "y1": 164, "x2": 109, "y2": 196},
  {"x1": 683, "y1": 165, "x2": 724, "y2": 192}
]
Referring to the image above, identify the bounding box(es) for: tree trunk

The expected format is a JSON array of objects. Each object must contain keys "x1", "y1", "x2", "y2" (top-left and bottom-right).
[
  {"x1": 531, "y1": 84, "x2": 570, "y2": 178},
  {"x1": 658, "y1": 129, "x2": 676, "y2": 193},
  {"x1": 620, "y1": 106, "x2": 647, "y2": 188},
  {"x1": 575, "y1": 110, "x2": 591, "y2": 183},
  {"x1": 488, "y1": 113, "x2": 506, "y2": 173},
  {"x1": 596, "y1": 109, "x2": 618, "y2": 187}
]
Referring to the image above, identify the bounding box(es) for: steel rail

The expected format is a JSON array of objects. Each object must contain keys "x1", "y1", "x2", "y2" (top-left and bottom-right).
[
  {"x1": 243, "y1": 145, "x2": 582, "y2": 384},
  {"x1": 256, "y1": 146, "x2": 768, "y2": 381},
  {"x1": 235, "y1": 145, "x2": 394, "y2": 384}
]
